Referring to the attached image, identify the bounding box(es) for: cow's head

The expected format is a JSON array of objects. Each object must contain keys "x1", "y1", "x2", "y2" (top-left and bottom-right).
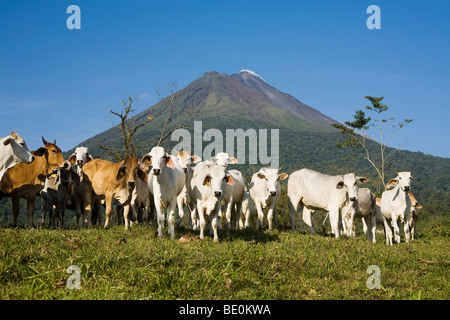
[
  {"x1": 203, "y1": 164, "x2": 234, "y2": 198},
  {"x1": 408, "y1": 192, "x2": 423, "y2": 214},
  {"x1": 33, "y1": 137, "x2": 67, "y2": 173},
  {"x1": 336, "y1": 173, "x2": 369, "y2": 202},
  {"x1": 176, "y1": 150, "x2": 201, "y2": 173},
  {"x1": 3, "y1": 131, "x2": 34, "y2": 164},
  {"x1": 68, "y1": 146, "x2": 93, "y2": 168},
  {"x1": 116, "y1": 157, "x2": 146, "y2": 190},
  {"x1": 141, "y1": 146, "x2": 175, "y2": 176},
  {"x1": 256, "y1": 167, "x2": 288, "y2": 197},
  {"x1": 47, "y1": 160, "x2": 74, "y2": 188},
  {"x1": 209, "y1": 152, "x2": 238, "y2": 167},
  {"x1": 386, "y1": 171, "x2": 412, "y2": 192}
]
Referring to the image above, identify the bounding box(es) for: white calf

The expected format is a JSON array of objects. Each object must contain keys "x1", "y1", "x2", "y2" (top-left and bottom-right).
[
  {"x1": 142, "y1": 146, "x2": 185, "y2": 239},
  {"x1": 189, "y1": 162, "x2": 234, "y2": 242},
  {"x1": 249, "y1": 167, "x2": 288, "y2": 231},
  {"x1": 380, "y1": 172, "x2": 413, "y2": 244}
]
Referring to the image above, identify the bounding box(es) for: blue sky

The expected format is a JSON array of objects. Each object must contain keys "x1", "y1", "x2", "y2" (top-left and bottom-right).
[{"x1": 1, "y1": 0, "x2": 449, "y2": 158}]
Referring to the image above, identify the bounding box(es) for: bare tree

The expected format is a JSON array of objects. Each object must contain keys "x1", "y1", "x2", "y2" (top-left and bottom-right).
[{"x1": 97, "y1": 83, "x2": 194, "y2": 160}]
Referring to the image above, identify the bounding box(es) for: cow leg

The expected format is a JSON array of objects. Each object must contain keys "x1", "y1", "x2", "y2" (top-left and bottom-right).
[
  {"x1": 27, "y1": 198, "x2": 36, "y2": 229},
  {"x1": 177, "y1": 194, "x2": 184, "y2": 226},
  {"x1": 198, "y1": 202, "x2": 206, "y2": 240},
  {"x1": 329, "y1": 208, "x2": 341, "y2": 238},
  {"x1": 370, "y1": 213, "x2": 377, "y2": 244},
  {"x1": 255, "y1": 202, "x2": 264, "y2": 230},
  {"x1": 302, "y1": 206, "x2": 315, "y2": 235},
  {"x1": 190, "y1": 204, "x2": 198, "y2": 230},
  {"x1": 392, "y1": 216, "x2": 401, "y2": 244},
  {"x1": 75, "y1": 194, "x2": 82, "y2": 228},
  {"x1": 103, "y1": 194, "x2": 113, "y2": 229},
  {"x1": 287, "y1": 194, "x2": 300, "y2": 232},
  {"x1": 361, "y1": 215, "x2": 371, "y2": 242},
  {"x1": 267, "y1": 201, "x2": 277, "y2": 231},
  {"x1": 41, "y1": 197, "x2": 47, "y2": 227},
  {"x1": 167, "y1": 199, "x2": 177, "y2": 240},
  {"x1": 211, "y1": 205, "x2": 219, "y2": 243},
  {"x1": 403, "y1": 214, "x2": 411, "y2": 244},
  {"x1": 381, "y1": 216, "x2": 393, "y2": 245},
  {"x1": 123, "y1": 204, "x2": 131, "y2": 231},
  {"x1": 11, "y1": 191, "x2": 20, "y2": 228},
  {"x1": 156, "y1": 198, "x2": 165, "y2": 238}
]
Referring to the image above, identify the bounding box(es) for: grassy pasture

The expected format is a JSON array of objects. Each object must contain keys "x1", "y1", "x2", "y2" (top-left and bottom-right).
[{"x1": 0, "y1": 217, "x2": 449, "y2": 300}]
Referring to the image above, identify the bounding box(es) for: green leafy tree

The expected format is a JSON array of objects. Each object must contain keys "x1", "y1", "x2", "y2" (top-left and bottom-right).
[{"x1": 332, "y1": 96, "x2": 413, "y2": 191}]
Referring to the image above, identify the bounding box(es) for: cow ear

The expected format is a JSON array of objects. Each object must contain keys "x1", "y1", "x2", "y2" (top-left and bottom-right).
[
  {"x1": 137, "y1": 169, "x2": 148, "y2": 183},
  {"x1": 386, "y1": 179, "x2": 398, "y2": 189},
  {"x1": 3, "y1": 137, "x2": 12, "y2": 146},
  {"x1": 203, "y1": 175, "x2": 211, "y2": 187},
  {"x1": 68, "y1": 153, "x2": 77, "y2": 165},
  {"x1": 141, "y1": 155, "x2": 152, "y2": 166},
  {"x1": 357, "y1": 176, "x2": 369, "y2": 184},
  {"x1": 225, "y1": 174, "x2": 234, "y2": 185},
  {"x1": 86, "y1": 153, "x2": 93, "y2": 163},
  {"x1": 165, "y1": 156, "x2": 175, "y2": 169},
  {"x1": 336, "y1": 181, "x2": 344, "y2": 189},
  {"x1": 228, "y1": 157, "x2": 238, "y2": 164},
  {"x1": 191, "y1": 155, "x2": 202, "y2": 163},
  {"x1": 33, "y1": 147, "x2": 47, "y2": 157},
  {"x1": 10, "y1": 132, "x2": 18, "y2": 140},
  {"x1": 116, "y1": 165, "x2": 127, "y2": 181},
  {"x1": 279, "y1": 173, "x2": 288, "y2": 180},
  {"x1": 416, "y1": 204, "x2": 423, "y2": 209}
]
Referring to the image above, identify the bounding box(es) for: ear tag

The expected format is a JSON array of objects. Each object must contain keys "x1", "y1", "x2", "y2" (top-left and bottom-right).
[
  {"x1": 120, "y1": 171, "x2": 125, "y2": 176},
  {"x1": 206, "y1": 180, "x2": 210, "y2": 187},
  {"x1": 50, "y1": 173, "x2": 57, "y2": 178},
  {"x1": 145, "y1": 159, "x2": 151, "y2": 164}
]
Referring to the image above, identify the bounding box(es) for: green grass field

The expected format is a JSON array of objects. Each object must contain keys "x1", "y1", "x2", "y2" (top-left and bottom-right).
[{"x1": 1, "y1": 215, "x2": 449, "y2": 300}]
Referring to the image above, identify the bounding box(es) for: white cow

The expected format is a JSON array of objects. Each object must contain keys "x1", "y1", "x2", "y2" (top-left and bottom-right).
[
  {"x1": 175, "y1": 150, "x2": 201, "y2": 227},
  {"x1": 142, "y1": 146, "x2": 185, "y2": 240},
  {"x1": 207, "y1": 152, "x2": 238, "y2": 167},
  {"x1": 189, "y1": 162, "x2": 234, "y2": 242},
  {"x1": 380, "y1": 172, "x2": 413, "y2": 244},
  {"x1": 0, "y1": 131, "x2": 34, "y2": 182},
  {"x1": 206, "y1": 153, "x2": 245, "y2": 230},
  {"x1": 249, "y1": 167, "x2": 288, "y2": 231},
  {"x1": 342, "y1": 188, "x2": 377, "y2": 242},
  {"x1": 287, "y1": 168, "x2": 369, "y2": 238}
]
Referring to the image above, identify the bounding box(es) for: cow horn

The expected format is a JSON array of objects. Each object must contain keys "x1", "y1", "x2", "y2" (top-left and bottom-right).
[{"x1": 42, "y1": 136, "x2": 48, "y2": 145}]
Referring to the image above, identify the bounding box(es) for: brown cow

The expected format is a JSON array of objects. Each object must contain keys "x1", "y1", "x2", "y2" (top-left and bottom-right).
[
  {"x1": 0, "y1": 137, "x2": 67, "y2": 228},
  {"x1": 82, "y1": 157, "x2": 146, "y2": 230},
  {"x1": 408, "y1": 192, "x2": 423, "y2": 240}
]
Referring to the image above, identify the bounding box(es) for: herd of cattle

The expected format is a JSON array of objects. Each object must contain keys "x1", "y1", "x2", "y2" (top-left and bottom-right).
[{"x1": 0, "y1": 131, "x2": 422, "y2": 245}]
